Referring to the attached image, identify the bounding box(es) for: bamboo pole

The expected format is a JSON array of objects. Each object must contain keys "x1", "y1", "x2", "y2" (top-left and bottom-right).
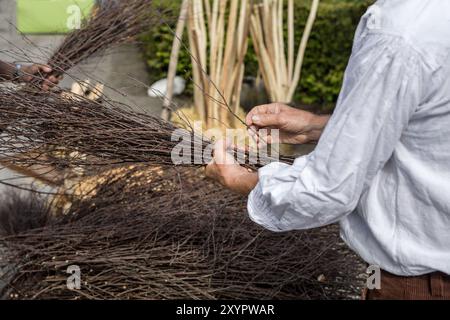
[
  {"x1": 287, "y1": 0, "x2": 294, "y2": 81},
  {"x1": 287, "y1": 0, "x2": 320, "y2": 102},
  {"x1": 195, "y1": 0, "x2": 210, "y2": 123},
  {"x1": 161, "y1": 0, "x2": 190, "y2": 121},
  {"x1": 213, "y1": 0, "x2": 227, "y2": 126},
  {"x1": 278, "y1": 0, "x2": 288, "y2": 92},
  {"x1": 204, "y1": 0, "x2": 212, "y2": 25},
  {"x1": 220, "y1": 0, "x2": 239, "y2": 127},
  {"x1": 250, "y1": 9, "x2": 277, "y2": 101},
  {"x1": 187, "y1": 1, "x2": 206, "y2": 122}
]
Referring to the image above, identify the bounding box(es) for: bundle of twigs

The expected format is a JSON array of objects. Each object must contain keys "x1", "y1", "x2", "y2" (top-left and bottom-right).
[
  {"x1": 187, "y1": 0, "x2": 251, "y2": 128},
  {"x1": 0, "y1": 88, "x2": 294, "y2": 171},
  {"x1": 34, "y1": 0, "x2": 161, "y2": 81},
  {"x1": 250, "y1": 0, "x2": 320, "y2": 103},
  {"x1": 0, "y1": 166, "x2": 364, "y2": 300}
]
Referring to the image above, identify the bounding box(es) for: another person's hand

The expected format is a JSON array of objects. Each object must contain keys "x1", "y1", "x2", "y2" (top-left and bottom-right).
[
  {"x1": 20, "y1": 64, "x2": 61, "y2": 91},
  {"x1": 205, "y1": 139, "x2": 259, "y2": 196},
  {"x1": 246, "y1": 103, "x2": 330, "y2": 145}
]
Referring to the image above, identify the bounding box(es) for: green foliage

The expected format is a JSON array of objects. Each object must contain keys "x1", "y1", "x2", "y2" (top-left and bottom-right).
[
  {"x1": 141, "y1": 0, "x2": 373, "y2": 110},
  {"x1": 140, "y1": 23, "x2": 193, "y2": 94}
]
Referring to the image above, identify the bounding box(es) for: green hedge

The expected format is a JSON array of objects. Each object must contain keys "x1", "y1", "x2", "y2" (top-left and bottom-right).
[{"x1": 141, "y1": 0, "x2": 374, "y2": 110}]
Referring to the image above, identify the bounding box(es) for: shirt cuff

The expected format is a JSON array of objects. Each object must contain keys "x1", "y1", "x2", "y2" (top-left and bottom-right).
[{"x1": 247, "y1": 182, "x2": 285, "y2": 232}]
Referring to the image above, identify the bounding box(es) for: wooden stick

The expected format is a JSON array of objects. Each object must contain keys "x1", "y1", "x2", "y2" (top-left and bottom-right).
[
  {"x1": 209, "y1": 0, "x2": 219, "y2": 83},
  {"x1": 250, "y1": 16, "x2": 272, "y2": 96},
  {"x1": 278, "y1": 0, "x2": 288, "y2": 95},
  {"x1": 250, "y1": 8, "x2": 277, "y2": 101},
  {"x1": 208, "y1": 0, "x2": 220, "y2": 127},
  {"x1": 221, "y1": 0, "x2": 239, "y2": 127},
  {"x1": 287, "y1": 0, "x2": 320, "y2": 102},
  {"x1": 233, "y1": 66, "x2": 245, "y2": 122},
  {"x1": 195, "y1": 0, "x2": 209, "y2": 94},
  {"x1": 271, "y1": 0, "x2": 281, "y2": 99},
  {"x1": 203, "y1": 0, "x2": 212, "y2": 26},
  {"x1": 187, "y1": 1, "x2": 206, "y2": 122},
  {"x1": 212, "y1": 0, "x2": 227, "y2": 126},
  {"x1": 161, "y1": 0, "x2": 190, "y2": 121},
  {"x1": 287, "y1": 0, "x2": 294, "y2": 82},
  {"x1": 232, "y1": 0, "x2": 250, "y2": 119}
]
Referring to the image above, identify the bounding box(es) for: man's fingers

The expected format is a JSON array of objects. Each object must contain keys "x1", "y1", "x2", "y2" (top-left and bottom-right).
[
  {"x1": 29, "y1": 65, "x2": 40, "y2": 75},
  {"x1": 251, "y1": 113, "x2": 282, "y2": 128},
  {"x1": 42, "y1": 79, "x2": 54, "y2": 90},
  {"x1": 47, "y1": 75, "x2": 59, "y2": 85},
  {"x1": 36, "y1": 64, "x2": 52, "y2": 74},
  {"x1": 246, "y1": 110, "x2": 256, "y2": 126},
  {"x1": 42, "y1": 77, "x2": 57, "y2": 90},
  {"x1": 246, "y1": 104, "x2": 271, "y2": 126},
  {"x1": 27, "y1": 65, "x2": 52, "y2": 81}
]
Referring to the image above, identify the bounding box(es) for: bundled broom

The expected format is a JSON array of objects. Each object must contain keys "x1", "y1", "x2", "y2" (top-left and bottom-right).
[
  {"x1": 30, "y1": 0, "x2": 163, "y2": 84},
  {"x1": 0, "y1": 166, "x2": 364, "y2": 300},
  {"x1": 0, "y1": 87, "x2": 294, "y2": 171}
]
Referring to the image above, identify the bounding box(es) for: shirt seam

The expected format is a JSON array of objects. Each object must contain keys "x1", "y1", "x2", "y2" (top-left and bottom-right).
[{"x1": 361, "y1": 30, "x2": 442, "y2": 71}]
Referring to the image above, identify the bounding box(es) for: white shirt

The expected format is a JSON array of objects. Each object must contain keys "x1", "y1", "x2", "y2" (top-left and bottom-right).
[{"x1": 248, "y1": 0, "x2": 450, "y2": 276}]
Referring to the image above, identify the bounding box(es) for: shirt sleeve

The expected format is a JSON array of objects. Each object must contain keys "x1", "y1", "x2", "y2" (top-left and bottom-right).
[{"x1": 247, "y1": 34, "x2": 427, "y2": 232}]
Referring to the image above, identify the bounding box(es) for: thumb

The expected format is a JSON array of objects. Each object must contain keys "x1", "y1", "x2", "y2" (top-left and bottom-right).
[{"x1": 251, "y1": 114, "x2": 281, "y2": 128}]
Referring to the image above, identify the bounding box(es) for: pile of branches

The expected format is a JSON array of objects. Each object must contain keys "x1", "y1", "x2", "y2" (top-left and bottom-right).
[
  {"x1": 39, "y1": 0, "x2": 162, "y2": 80},
  {"x1": 0, "y1": 88, "x2": 294, "y2": 171},
  {"x1": 0, "y1": 88, "x2": 188, "y2": 167},
  {"x1": 0, "y1": 166, "x2": 364, "y2": 300}
]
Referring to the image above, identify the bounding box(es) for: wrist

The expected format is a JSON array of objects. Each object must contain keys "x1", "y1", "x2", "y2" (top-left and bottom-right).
[
  {"x1": 309, "y1": 114, "x2": 330, "y2": 131},
  {"x1": 297, "y1": 113, "x2": 330, "y2": 144},
  {"x1": 230, "y1": 171, "x2": 259, "y2": 196}
]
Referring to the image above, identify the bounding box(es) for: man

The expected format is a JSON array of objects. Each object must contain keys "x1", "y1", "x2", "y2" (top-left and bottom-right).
[
  {"x1": 206, "y1": 0, "x2": 450, "y2": 300},
  {"x1": 0, "y1": 60, "x2": 60, "y2": 90}
]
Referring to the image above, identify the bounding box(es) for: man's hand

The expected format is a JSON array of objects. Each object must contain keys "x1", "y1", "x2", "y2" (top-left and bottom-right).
[
  {"x1": 246, "y1": 103, "x2": 330, "y2": 145},
  {"x1": 205, "y1": 140, "x2": 259, "y2": 196},
  {"x1": 20, "y1": 64, "x2": 61, "y2": 91}
]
